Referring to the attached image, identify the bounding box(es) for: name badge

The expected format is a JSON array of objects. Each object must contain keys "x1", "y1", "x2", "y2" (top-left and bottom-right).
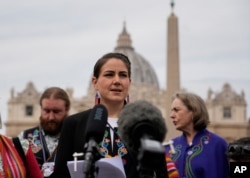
[{"x1": 42, "y1": 162, "x2": 55, "y2": 177}]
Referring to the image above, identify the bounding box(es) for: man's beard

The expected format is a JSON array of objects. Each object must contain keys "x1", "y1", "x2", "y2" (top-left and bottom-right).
[{"x1": 40, "y1": 116, "x2": 65, "y2": 136}]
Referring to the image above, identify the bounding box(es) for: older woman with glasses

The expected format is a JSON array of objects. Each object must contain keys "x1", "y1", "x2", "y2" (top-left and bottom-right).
[{"x1": 165, "y1": 92, "x2": 229, "y2": 178}]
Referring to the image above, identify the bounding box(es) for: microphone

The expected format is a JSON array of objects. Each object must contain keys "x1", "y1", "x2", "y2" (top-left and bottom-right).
[
  {"x1": 118, "y1": 100, "x2": 167, "y2": 151},
  {"x1": 83, "y1": 104, "x2": 108, "y2": 177},
  {"x1": 118, "y1": 100, "x2": 168, "y2": 178},
  {"x1": 84, "y1": 104, "x2": 108, "y2": 143}
]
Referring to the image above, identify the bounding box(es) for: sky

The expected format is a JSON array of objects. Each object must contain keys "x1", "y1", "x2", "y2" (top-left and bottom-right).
[{"x1": 1, "y1": 0, "x2": 250, "y2": 134}]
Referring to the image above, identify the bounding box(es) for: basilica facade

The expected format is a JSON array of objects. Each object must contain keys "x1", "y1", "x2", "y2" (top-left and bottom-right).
[{"x1": 4, "y1": 5, "x2": 250, "y2": 142}]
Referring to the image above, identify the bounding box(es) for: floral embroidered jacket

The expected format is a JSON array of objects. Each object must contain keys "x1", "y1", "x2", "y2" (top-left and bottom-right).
[{"x1": 165, "y1": 129, "x2": 229, "y2": 178}]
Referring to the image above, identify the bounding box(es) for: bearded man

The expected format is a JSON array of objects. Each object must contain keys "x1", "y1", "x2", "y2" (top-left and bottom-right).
[{"x1": 18, "y1": 87, "x2": 70, "y2": 177}]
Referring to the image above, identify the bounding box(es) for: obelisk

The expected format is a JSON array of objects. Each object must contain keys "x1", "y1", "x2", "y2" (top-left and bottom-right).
[{"x1": 165, "y1": 0, "x2": 181, "y2": 140}]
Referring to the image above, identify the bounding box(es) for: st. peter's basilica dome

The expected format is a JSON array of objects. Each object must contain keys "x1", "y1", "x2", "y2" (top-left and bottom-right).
[{"x1": 114, "y1": 23, "x2": 160, "y2": 90}]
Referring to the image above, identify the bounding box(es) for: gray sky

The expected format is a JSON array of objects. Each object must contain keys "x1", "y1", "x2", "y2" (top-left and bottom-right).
[{"x1": 1, "y1": 0, "x2": 250, "y2": 134}]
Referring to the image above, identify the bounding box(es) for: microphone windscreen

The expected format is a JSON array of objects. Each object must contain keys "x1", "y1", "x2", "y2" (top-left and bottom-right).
[
  {"x1": 118, "y1": 100, "x2": 167, "y2": 151},
  {"x1": 84, "y1": 104, "x2": 108, "y2": 143}
]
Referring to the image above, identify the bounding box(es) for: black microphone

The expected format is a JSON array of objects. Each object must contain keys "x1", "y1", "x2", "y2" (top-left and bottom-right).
[
  {"x1": 118, "y1": 100, "x2": 167, "y2": 151},
  {"x1": 83, "y1": 104, "x2": 108, "y2": 177},
  {"x1": 118, "y1": 100, "x2": 168, "y2": 178}
]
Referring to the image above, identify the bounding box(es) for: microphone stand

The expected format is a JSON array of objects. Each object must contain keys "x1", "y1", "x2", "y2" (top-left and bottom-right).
[
  {"x1": 83, "y1": 139, "x2": 101, "y2": 178},
  {"x1": 137, "y1": 138, "x2": 168, "y2": 178}
]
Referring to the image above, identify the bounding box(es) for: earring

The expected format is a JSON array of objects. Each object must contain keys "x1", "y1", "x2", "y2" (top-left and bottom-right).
[
  {"x1": 95, "y1": 91, "x2": 100, "y2": 105},
  {"x1": 126, "y1": 94, "x2": 130, "y2": 104}
]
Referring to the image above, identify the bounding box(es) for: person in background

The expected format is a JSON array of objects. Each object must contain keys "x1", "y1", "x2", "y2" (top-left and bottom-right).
[
  {"x1": 51, "y1": 52, "x2": 177, "y2": 178},
  {"x1": 18, "y1": 87, "x2": 70, "y2": 177},
  {"x1": 165, "y1": 92, "x2": 229, "y2": 178},
  {"x1": 228, "y1": 137, "x2": 250, "y2": 162},
  {"x1": 0, "y1": 112, "x2": 42, "y2": 177}
]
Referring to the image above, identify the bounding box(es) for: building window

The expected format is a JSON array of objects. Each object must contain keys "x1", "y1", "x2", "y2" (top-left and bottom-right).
[
  {"x1": 25, "y1": 105, "x2": 33, "y2": 116},
  {"x1": 223, "y1": 107, "x2": 231, "y2": 119}
]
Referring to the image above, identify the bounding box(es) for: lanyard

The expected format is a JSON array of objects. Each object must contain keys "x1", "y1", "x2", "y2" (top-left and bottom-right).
[
  {"x1": 39, "y1": 126, "x2": 57, "y2": 163},
  {"x1": 107, "y1": 122, "x2": 118, "y2": 135}
]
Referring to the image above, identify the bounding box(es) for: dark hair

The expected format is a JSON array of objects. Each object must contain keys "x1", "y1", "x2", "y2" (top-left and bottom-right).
[
  {"x1": 228, "y1": 137, "x2": 250, "y2": 161},
  {"x1": 93, "y1": 52, "x2": 131, "y2": 79},
  {"x1": 39, "y1": 87, "x2": 70, "y2": 110},
  {"x1": 172, "y1": 92, "x2": 210, "y2": 131}
]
